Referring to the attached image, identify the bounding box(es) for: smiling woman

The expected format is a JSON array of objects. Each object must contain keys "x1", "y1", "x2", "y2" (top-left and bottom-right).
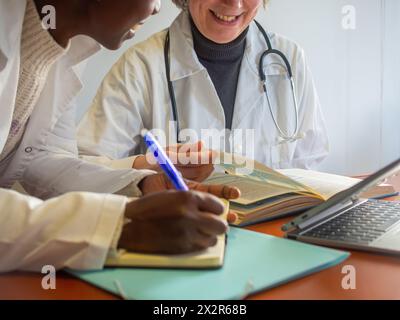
[
  {"x1": 173, "y1": 0, "x2": 268, "y2": 43},
  {"x1": 78, "y1": 0, "x2": 329, "y2": 175}
]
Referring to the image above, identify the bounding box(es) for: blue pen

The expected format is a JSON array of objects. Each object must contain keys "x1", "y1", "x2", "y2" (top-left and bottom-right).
[{"x1": 141, "y1": 129, "x2": 189, "y2": 191}]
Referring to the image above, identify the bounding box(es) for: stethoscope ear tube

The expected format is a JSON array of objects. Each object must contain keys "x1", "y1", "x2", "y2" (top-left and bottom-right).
[
  {"x1": 260, "y1": 49, "x2": 293, "y2": 79},
  {"x1": 164, "y1": 31, "x2": 181, "y2": 143},
  {"x1": 255, "y1": 20, "x2": 299, "y2": 142}
]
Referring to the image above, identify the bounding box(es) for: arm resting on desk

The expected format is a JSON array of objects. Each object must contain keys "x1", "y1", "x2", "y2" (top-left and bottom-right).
[{"x1": 0, "y1": 189, "x2": 126, "y2": 272}]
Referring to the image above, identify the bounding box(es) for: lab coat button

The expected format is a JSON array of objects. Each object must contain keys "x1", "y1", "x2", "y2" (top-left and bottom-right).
[{"x1": 25, "y1": 147, "x2": 32, "y2": 153}]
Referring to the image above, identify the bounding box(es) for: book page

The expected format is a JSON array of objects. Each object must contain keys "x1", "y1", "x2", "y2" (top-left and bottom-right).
[
  {"x1": 216, "y1": 159, "x2": 320, "y2": 196},
  {"x1": 221, "y1": 163, "x2": 305, "y2": 189},
  {"x1": 278, "y1": 169, "x2": 396, "y2": 200},
  {"x1": 277, "y1": 169, "x2": 361, "y2": 199},
  {"x1": 206, "y1": 173, "x2": 315, "y2": 205}
]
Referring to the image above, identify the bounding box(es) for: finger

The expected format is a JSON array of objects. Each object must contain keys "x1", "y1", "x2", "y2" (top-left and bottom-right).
[
  {"x1": 227, "y1": 212, "x2": 238, "y2": 224},
  {"x1": 167, "y1": 143, "x2": 216, "y2": 166},
  {"x1": 174, "y1": 150, "x2": 214, "y2": 166},
  {"x1": 165, "y1": 144, "x2": 181, "y2": 153},
  {"x1": 190, "y1": 191, "x2": 225, "y2": 215},
  {"x1": 191, "y1": 232, "x2": 218, "y2": 251},
  {"x1": 141, "y1": 173, "x2": 175, "y2": 194},
  {"x1": 171, "y1": 141, "x2": 201, "y2": 153},
  {"x1": 195, "y1": 140, "x2": 204, "y2": 152},
  {"x1": 190, "y1": 183, "x2": 241, "y2": 200},
  {"x1": 192, "y1": 164, "x2": 215, "y2": 182},
  {"x1": 178, "y1": 164, "x2": 214, "y2": 181},
  {"x1": 175, "y1": 162, "x2": 213, "y2": 171},
  {"x1": 195, "y1": 212, "x2": 228, "y2": 236}
]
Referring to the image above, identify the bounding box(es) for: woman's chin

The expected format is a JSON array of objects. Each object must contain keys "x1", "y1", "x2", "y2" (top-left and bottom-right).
[
  {"x1": 203, "y1": 20, "x2": 245, "y2": 43},
  {"x1": 204, "y1": 30, "x2": 242, "y2": 44}
]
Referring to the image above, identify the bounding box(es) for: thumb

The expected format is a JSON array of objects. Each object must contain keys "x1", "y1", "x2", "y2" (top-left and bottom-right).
[{"x1": 196, "y1": 140, "x2": 205, "y2": 152}]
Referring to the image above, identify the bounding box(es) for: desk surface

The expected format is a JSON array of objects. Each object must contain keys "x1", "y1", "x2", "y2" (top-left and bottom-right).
[{"x1": 1, "y1": 176, "x2": 400, "y2": 300}]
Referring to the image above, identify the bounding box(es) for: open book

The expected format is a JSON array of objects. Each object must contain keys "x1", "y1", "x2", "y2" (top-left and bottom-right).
[
  {"x1": 105, "y1": 200, "x2": 229, "y2": 269},
  {"x1": 276, "y1": 169, "x2": 397, "y2": 200},
  {"x1": 206, "y1": 163, "x2": 396, "y2": 227}
]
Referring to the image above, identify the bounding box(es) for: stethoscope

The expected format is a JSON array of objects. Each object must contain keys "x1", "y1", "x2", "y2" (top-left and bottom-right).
[{"x1": 164, "y1": 20, "x2": 301, "y2": 144}]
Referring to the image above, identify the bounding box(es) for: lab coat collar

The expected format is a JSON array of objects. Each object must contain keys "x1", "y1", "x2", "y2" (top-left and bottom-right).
[
  {"x1": 169, "y1": 11, "x2": 205, "y2": 81},
  {"x1": 64, "y1": 35, "x2": 101, "y2": 68}
]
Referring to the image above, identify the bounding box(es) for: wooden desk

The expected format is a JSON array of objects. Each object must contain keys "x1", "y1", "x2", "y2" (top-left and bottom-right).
[{"x1": 1, "y1": 177, "x2": 400, "y2": 300}]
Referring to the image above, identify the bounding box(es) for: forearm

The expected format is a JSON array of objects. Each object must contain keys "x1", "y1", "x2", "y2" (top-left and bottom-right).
[
  {"x1": 21, "y1": 150, "x2": 155, "y2": 199},
  {"x1": 0, "y1": 189, "x2": 127, "y2": 272}
]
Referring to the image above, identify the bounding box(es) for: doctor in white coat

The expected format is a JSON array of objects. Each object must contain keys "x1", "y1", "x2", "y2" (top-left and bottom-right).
[
  {"x1": 78, "y1": 0, "x2": 329, "y2": 172},
  {"x1": 0, "y1": 0, "x2": 239, "y2": 272}
]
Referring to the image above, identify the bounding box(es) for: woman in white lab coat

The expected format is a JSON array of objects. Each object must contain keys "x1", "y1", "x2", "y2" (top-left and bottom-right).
[
  {"x1": 0, "y1": 0, "x2": 239, "y2": 272},
  {"x1": 78, "y1": 0, "x2": 329, "y2": 172}
]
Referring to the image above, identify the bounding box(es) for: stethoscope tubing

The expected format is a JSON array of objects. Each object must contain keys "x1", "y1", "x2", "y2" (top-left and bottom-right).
[{"x1": 164, "y1": 20, "x2": 300, "y2": 144}]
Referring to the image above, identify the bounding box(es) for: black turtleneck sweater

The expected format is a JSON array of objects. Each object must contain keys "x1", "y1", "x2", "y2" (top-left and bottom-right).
[{"x1": 191, "y1": 19, "x2": 248, "y2": 130}]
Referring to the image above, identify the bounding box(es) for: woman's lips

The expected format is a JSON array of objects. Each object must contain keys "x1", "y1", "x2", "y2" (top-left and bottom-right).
[{"x1": 210, "y1": 10, "x2": 243, "y2": 25}]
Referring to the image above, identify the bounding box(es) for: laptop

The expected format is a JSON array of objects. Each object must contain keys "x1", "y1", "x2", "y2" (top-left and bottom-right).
[{"x1": 282, "y1": 158, "x2": 400, "y2": 256}]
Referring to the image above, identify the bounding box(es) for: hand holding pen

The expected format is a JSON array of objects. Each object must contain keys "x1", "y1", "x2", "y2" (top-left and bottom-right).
[{"x1": 139, "y1": 129, "x2": 240, "y2": 223}]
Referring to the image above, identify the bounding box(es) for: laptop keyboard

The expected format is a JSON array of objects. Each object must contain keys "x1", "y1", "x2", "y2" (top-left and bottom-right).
[{"x1": 302, "y1": 200, "x2": 400, "y2": 244}]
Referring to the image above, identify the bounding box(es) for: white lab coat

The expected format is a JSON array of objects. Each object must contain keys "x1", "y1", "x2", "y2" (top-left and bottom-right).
[
  {"x1": 0, "y1": 0, "x2": 151, "y2": 272},
  {"x1": 78, "y1": 11, "x2": 329, "y2": 170}
]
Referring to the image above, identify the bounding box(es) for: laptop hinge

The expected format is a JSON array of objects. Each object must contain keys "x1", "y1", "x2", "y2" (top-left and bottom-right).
[{"x1": 296, "y1": 199, "x2": 363, "y2": 232}]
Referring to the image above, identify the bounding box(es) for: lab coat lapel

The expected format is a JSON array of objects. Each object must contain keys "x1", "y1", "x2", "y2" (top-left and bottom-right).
[
  {"x1": 47, "y1": 36, "x2": 101, "y2": 128},
  {"x1": 232, "y1": 22, "x2": 267, "y2": 129},
  {"x1": 169, "y1": 11, "x2": 203, "y2": 81},
  {"x1": 0, "y1": 0, "x2": 26, "y2": 62},
  {"x1": 0, "y1": 0, "x2": 26, "y2": 154},
  {"x1": 169, "y1": 12, "x2": 225, "y2": 130}
]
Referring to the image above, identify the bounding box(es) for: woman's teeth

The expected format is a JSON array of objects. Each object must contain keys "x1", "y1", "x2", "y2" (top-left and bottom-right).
[{"x1": 213, "y1": 11, "x2": 239, "y2": 22}]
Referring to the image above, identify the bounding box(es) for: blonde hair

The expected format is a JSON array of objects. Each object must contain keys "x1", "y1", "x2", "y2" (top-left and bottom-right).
[{"x1": 172, "y1": 0, "x2": 269, "y2": 10}]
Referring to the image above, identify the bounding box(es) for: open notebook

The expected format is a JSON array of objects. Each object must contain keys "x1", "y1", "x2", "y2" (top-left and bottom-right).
[
  {"x1": 206, "y1": 163, "x2": 396, "y2": 227},
  {"x1": 105, "y1": 200, "x2": 229, "y2": 269}
]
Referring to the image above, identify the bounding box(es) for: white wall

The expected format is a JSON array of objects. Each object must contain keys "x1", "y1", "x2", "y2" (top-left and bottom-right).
[{"x1": 76, "y1": 0, "x2": 400, "y2": 176}]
